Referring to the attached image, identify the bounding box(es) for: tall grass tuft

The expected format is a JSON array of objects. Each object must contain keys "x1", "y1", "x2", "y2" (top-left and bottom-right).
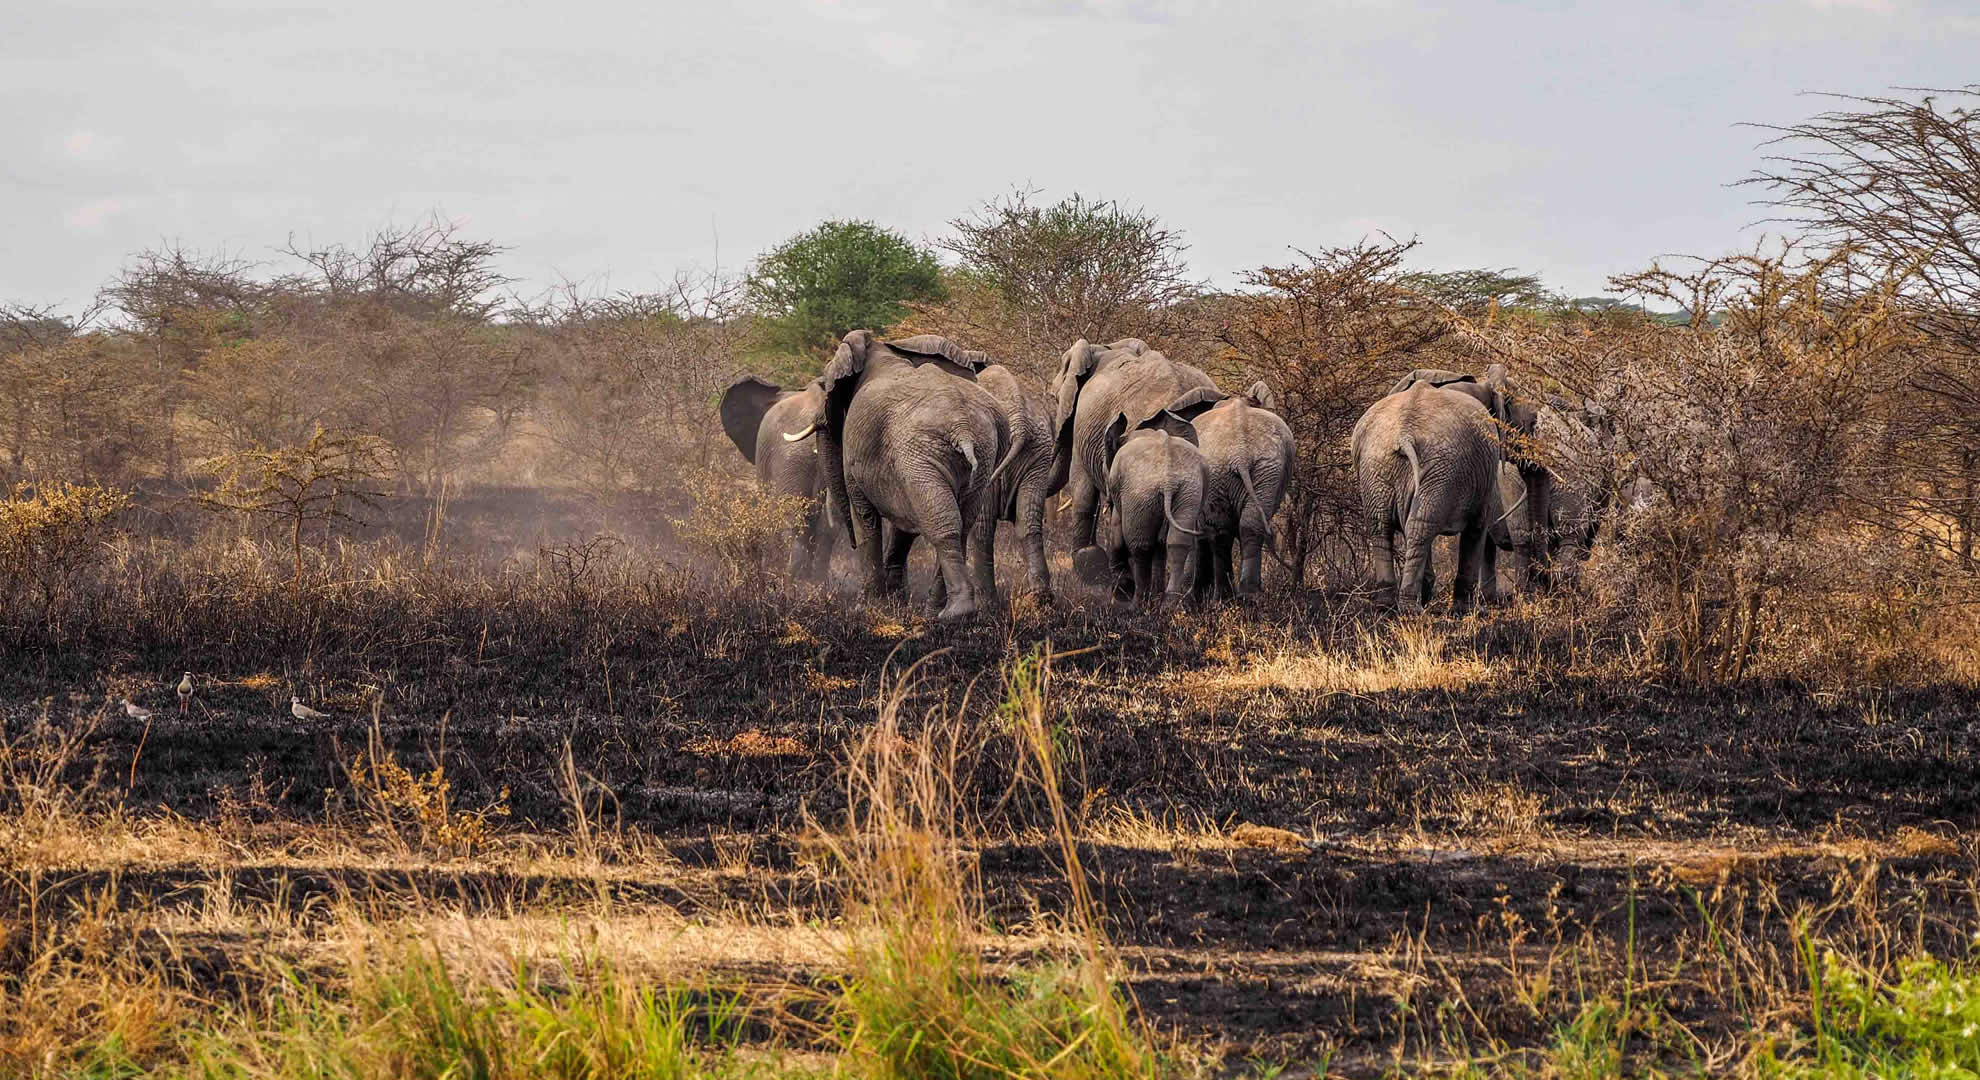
[
  {"x1": 182, "y1": 939, "x2": 754, "y2": 1079},
  {"x1": 818, "y1": 648, "x2": 1162, "y2": 1080}
]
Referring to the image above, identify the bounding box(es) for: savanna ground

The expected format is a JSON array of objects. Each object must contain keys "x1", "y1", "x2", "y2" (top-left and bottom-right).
[{"x1": 8, "y1": 537, "x2": 1980, "y2": 1078}]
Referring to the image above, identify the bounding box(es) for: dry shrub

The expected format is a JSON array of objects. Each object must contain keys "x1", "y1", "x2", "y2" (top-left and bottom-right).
[
  {"x1": 339, "y1": 714, "x2": 510, "y2": 858},
  {"x1": 671, "y1": 465, "x2": 812, "y2": 582},
  {"x1": 0, "y1": 480, "x2": 128, "y2": 627},
  {"x1": 1476, "y1": 246, "x2": 1930, "y2": 682}
]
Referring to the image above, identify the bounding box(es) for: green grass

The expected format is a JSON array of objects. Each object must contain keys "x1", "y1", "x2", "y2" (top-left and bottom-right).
[
  {"x1": 1760, "y1": 953, "x2": 1980, "y2": 1078},
  {"x1": 166, "y1": 945, "x2": 763, "y2": 1080}
]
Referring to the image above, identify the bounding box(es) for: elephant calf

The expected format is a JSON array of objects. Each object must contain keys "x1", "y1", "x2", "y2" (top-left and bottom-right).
[
  {"x1": 1166, "y1": 382, "x2": 1296, "y2": 599},
  {"x1": 1102, "y1": 409, "x2": 1207, "y2": 602}
]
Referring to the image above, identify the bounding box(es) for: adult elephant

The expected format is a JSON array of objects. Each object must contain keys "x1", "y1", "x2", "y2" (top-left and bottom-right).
[
  {"x1": 719, "y1": 375, "x2": 835, "y2": 579},
  {"x1": 1165, "y1": 382, "x2": 1297, "y2": 599},
  {"x1": 1050, "y1": 338, "x2": 1217, "y2": 587},
  {"x1": 881, "y1": 336, "x2": 1063, "y2": 603},
  {"x1": 783, "y1": 330, "x2": 1013, "y2": 621},
  {"x1": 1386, "y1": 365, "x2": 1552, "y2": 588},
  {"x1": 1352, "y1": 380, "x2": 1509, "y2": 613}
]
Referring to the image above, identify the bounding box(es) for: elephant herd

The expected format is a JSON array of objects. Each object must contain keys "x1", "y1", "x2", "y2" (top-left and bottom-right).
[{"x1": 721, "y1": 331, "x2": 1611, "y2": 620}]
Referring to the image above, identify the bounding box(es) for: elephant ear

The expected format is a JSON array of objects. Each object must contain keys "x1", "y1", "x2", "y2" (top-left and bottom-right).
[
  {"x1": 1102, "y1": 411, "x2": 1131, "y2": 469},
  {"x1": 1054, "y1": 339, "x2": 1102, "y2": 448},
  {"x1": 1388, "y1": 368, "x2": 1475, "y2": 396},
  {"x1": 1163, "y1": 385, "x2": 1225, "y2": 424},
  {"x1": 1137, "y1": 409, "x2": 1200, "y2": 445},
  {"x1": 719, "y1": 375, "x2": 786, "y2": 465},
  {"x1": 1242, "y1": 380, "x2": 1279, "y2": 412},
  {"x1": 886, "y1": 334, "x2": 992, "y2": 373},
  {"x1": 818, "y1": 331, "x2": 873, "y2": 409}
]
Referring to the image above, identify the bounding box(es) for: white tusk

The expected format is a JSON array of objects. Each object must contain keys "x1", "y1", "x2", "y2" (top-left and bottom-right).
[{"x1": 783, "y1": 422, "x2": 819, "y2": 442}]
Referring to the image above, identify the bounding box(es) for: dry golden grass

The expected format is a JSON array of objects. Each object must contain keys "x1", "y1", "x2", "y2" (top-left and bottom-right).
[{"x1": 1188, "y1": 618, "x2": 1491, "y2": 698}]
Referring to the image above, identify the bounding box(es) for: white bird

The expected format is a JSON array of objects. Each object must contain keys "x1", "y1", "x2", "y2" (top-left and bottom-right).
[
  {"x1": 122, "y1": 699, "x2": 153, "y2": 722},
  {"x1": 177, "y1": 672, "x2": 194, "y2": 715},
  {"x1": 290, "y1": 695, "x2": 331, "y2": 721}
]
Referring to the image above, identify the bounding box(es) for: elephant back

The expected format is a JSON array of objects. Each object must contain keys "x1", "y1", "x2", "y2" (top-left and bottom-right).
[{"x1": 1073, "y1": 352, "x2": 1216, "y2": 482}]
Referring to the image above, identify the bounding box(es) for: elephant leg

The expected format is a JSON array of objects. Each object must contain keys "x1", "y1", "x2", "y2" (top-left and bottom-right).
[
  {"x1": 1215, "y1": 534, "x2": 1238, "y2": 599},
  {"x1": 810, "y1": 516, "x2": 838, "y2": 580},
  {"x1": 1163, "y1": 540, "x2": 1193, "y2": 600},
  {"x1": 929, "y1": 535, "x2": 976, "y2": 621},
  {"x1": 1017, "y1": 489, "x2": 1051, "y2": 601},
  {"x1": 903, "y1": 486, "x2": 976, "y2": 621},
  {"x1": 1453, "y1": 523, "x2": 1486, "y2": 613},
  {"x1": 794, "y1": 498, "x2": 832, "y2": 580},
  {"x1": 1069, "y1": 471, "x2": 1111, "y2": 586},
  {"x1": 1396, "y1": 519, "x2": 1437, "y2": 614},
  {"x1": 1368, "y1": 518, "x2": 1399, "y2": 609},
  {"x1": 1191, "y1": 535, "x2": 1215, "y2": 602},
  {"x1": 883, "y1": 526, "x2": 917, "y2": 602},
  {"x1": 1110, "y1": 536, "x2": 1135, "y2": 602},
  {"x1": 855, "y1": 503, "x2": 887, "y2": 597},
  {"x1": 1481, "y1": 533, "x2": 1503, "y2": 605},
  {"x1": 969, "y1": 512, "x2": 998, "y2": 608},
  {"x1": 1237, "y1": 533, "x2": 1264, "y2": 596},
  {"x1": 1129, "y1": 546, "x2": 1157, "y2": 602}
]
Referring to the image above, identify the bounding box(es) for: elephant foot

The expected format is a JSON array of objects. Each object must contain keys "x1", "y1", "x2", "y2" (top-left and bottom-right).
[
  {"x1": 935, "y1": 596, "x2": 978, "y2": 622},
  {"x1": 1071, "y1": 546, "x2": 1113, "y2": 587}
]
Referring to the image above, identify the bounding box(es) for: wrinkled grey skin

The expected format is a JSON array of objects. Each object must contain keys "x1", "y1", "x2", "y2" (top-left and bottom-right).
[
  {"x1": 1102, "y1": 410, "x2": 1206, "y2": 602},
  {"x1": 1385, "y1": 365, "x2": 1552, "y2": 594},
  {"x1": 1352, "y1": 382, "x2": 1508, "y2": 612},
  {"x1": 720, "y1": 375, "x2": 835, "y2": 579},
  {"x1": 1051, "y1": 338, "x2": 1218, "y2": 588},
  {"x1": 875, "y1": 336, "x2": 1063, "y2": 603},
  {"x1": 972, "y1": 364, "x2": 1063, "y2": 599},
  {"x1": 1165, "y1": 381, "x2": 1297, "y2": 599},
  {"x1": 792, "y1": 330, "x2": 1012, "y2": 621}
]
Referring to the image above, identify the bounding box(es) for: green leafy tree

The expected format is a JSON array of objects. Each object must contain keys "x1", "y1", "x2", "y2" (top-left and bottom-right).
[{"x1": 745, "y1": 220, "x2": 945, "y2": 356}]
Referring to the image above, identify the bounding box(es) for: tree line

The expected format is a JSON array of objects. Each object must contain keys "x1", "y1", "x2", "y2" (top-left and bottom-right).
[{"x1": 4, "y1": 87, "x2": 1979, "y2": 680}]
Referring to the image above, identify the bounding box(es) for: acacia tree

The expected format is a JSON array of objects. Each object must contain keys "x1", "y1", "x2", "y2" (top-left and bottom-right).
[
  {"x1": 202, "y1": 429, "x2": 392, "y2": 602},
  {"x1": 1463, "y1": 247, "x2": 1919, "y2": 681},
  {"x1": 745, "y1": 220, "x2": 944, "y2": 357},
  {"x1": 1747, "y1": 87, "x2": 1980, "y2": 564},
  {"x1": 916, "y1": 190, "x2": 1204, "y2": 375}
]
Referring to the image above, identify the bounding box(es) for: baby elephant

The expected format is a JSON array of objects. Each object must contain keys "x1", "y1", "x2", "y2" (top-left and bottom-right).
[{"x1": 1101, "y1": 409, "x2": 1207, "y2": 602}]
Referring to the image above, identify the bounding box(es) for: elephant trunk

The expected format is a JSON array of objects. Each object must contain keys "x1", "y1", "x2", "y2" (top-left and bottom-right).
[{"x1": 816, "y1": 427, "x2": 858, "y2": 548}]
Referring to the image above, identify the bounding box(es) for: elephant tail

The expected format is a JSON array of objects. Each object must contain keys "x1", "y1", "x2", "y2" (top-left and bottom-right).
[
  {"x1": 985, "y1": 426, "x2": 1025, "y2": 520},
  {"x1": 1235, "y1": 461, "x2": 1272, "y2": 546},
  {"x1": 1162, "y1": 488, "x2": 1200, "y2": 537},
  {"x1": 1398, "y1": 431, "x2": 1424, "y2": 526}
]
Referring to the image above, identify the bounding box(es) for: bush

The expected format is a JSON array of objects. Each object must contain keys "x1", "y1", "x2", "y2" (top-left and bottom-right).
[
  {"x1": 0, "y1": 480, "x2": 129, "y2": 627},
  {"x1": 671, "y1": 466, "x2": 814, "y2": 581}
]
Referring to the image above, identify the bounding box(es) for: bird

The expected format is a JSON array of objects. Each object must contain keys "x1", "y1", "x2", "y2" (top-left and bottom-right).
[
  {"x1": 177, "y1": 672, "x2": 194, "y2": 715},
  {"x1": 122, "y1": 699, "x2": 153, "y2": 722},
  {"x1": 290, "y1": 695, "x2": 331, "y2": 721}
]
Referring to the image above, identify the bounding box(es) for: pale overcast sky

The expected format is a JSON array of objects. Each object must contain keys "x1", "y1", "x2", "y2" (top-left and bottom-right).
[{"x1": 3, "y1": 0, "x2": 1974, "y2": 312}]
